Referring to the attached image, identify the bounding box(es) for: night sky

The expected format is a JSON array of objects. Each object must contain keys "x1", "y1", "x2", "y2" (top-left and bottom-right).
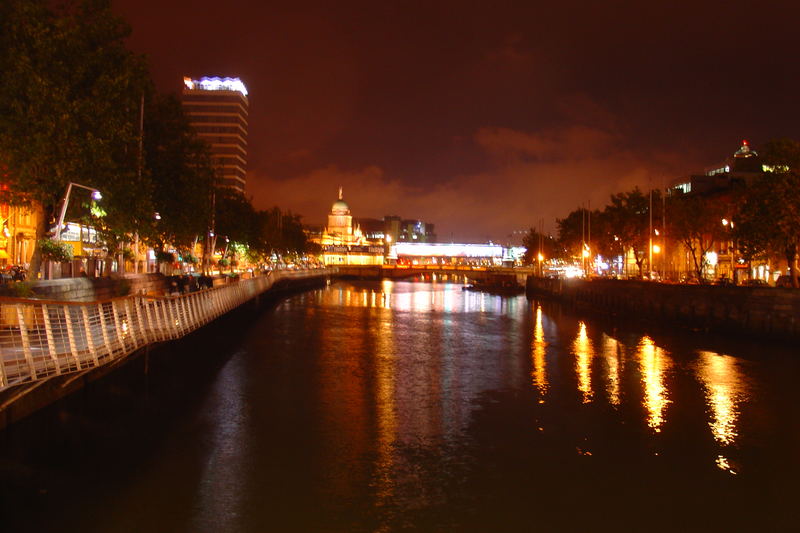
[{"x1": 114, "y1": 0, "x2": 800, "y2": 242}]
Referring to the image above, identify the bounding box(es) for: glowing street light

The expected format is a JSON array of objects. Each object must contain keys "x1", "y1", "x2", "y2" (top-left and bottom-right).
[{"x1": 55, "y1": 182, "x2": 102, "y2": 241}]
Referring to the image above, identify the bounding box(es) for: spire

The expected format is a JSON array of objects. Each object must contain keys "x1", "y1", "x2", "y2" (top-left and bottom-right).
[{"x1": 338, "y1": 186, "x2": 343, "y2": 200}]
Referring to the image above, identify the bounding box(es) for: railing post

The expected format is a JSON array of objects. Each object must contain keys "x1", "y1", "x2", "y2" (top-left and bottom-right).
[
  {"x1": 97, "y1": 302, "x2": 113, "y2": 361},
  {"x1": 110, "y1": 300, "x2": 125, "y2": 356},
  {"x1": 80, "y1": 305, "x2": 100, "y2": 367},
  {"x1": 41, "y1": 304, "x2": 62, "y2": 376},
  {"x1": 166, "y1": 298, "x2": 179, "y2": 339},
  {"x1": 16, "y1": 304, "x2": 37, "y2": 381},
  {"x1": 64, "y1": 305, "x2": 81, "y2": 370},
  {"x1": 180, "y1": 296, "x2": 192, "y2": 334},
  {"x1": 185, "y1": 294, "x2": 198, "y2": 330},
  {"x1": 123, "y1": 298, "x2": 140, "y2": 350},
  {"x1": 155, "y1": 299, "x2": 166, "y2": 339},
  {"x1": 143, "y1": 298, "x2": 157, "y2": 342},
  {"x1": 135, "y1": 297, "x2": 151, "y2": 345}
]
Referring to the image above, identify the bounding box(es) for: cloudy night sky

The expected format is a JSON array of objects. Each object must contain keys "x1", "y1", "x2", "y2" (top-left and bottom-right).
[{"x1": 114, "y1": 0, "x2": 800, "y2": 242}]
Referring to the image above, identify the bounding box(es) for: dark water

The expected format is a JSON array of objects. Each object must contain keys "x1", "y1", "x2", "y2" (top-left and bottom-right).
[{"x1": 2, "y1": 279, "x2": 799, "y2": 532}]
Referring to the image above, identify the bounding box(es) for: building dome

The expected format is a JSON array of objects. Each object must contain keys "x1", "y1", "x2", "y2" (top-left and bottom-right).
[
  {"x1": 331, "y1": 186, "x2": 350, "y2": 215},
  {"x1": 332, "y1": 199, "x2": 350, "y2": 215}
]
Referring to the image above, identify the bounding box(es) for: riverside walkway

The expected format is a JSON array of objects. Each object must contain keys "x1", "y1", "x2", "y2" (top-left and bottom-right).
[{"x1": 0, "y1": 268, "x2": 332, "y2": 392}]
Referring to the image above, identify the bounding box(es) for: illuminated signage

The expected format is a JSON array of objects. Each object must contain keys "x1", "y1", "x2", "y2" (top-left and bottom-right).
[
  {"x1": 395, "y1": 242, "x2": 504, "y2": 258},
  {"x1": 183, "y1": 76, "x2": 248, "y2": 96}
]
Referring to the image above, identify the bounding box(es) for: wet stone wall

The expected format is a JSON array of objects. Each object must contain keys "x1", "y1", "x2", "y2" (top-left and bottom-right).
[{"x1": 527, "y1": 277, "x2": 800, "y2": 340}]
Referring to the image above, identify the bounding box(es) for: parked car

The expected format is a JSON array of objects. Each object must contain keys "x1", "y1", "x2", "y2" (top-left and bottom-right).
[
  {"x1": 776, "y1": 275, "x2": 796, "y2": 288},
  {"x1": 743, "y1": 278, "x2": 769, "y2": 287}
]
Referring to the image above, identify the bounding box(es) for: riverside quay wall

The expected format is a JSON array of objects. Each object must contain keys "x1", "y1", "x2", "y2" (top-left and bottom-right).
[
  {"x1": 0, "y1": 269, "x2": 332, "y2": 429},
  {"x1": 527, "y1": 277, "x2": 800, "y2": 340}
]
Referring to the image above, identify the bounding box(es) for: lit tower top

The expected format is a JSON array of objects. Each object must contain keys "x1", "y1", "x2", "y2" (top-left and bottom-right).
[
  {"x1": 734, "y1": 139, "x2": 757, "y2": 158},
  {"x1": 183, "y1": 76, "x2": 248, "y2": 96}
]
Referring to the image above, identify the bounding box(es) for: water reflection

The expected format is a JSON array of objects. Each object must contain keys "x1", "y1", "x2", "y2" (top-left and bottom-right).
[
  {"x1": 572, "y1": 322, "x2": 594, "y2": 403},
  {"x1": 637, "y1": 336, "x2": 671, "y2": 432},
  {"x1": 601, "y1": 333, "x2": 622, "y2": 406},
  {"x1": 695, "y1": 350, "x2": 751, "y2": 474},
  {"x1": 530, "y1": 305, "x2": 548, "y2": 399},
  {"x1": 6, "y1": 280, "x2": 800, "y2": 532},
  {"x1": 373, "y1": 308, "x2": 398, "y2": 505}
]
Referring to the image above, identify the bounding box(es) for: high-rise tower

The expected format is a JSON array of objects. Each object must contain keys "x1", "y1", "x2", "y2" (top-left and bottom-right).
[{"x1": 181, "y1": 76, "x2": 249, "y2": 194}]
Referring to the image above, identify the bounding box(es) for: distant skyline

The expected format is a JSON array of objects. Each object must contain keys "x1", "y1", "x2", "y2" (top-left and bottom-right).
[{"x1": 114, "y1": 0, "x2": 800, "y2": 242}]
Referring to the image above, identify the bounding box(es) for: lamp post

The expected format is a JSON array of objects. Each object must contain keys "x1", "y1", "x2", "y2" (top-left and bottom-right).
[{"x1": 55, "y1": 182, "x2": 102, "y2": 241}]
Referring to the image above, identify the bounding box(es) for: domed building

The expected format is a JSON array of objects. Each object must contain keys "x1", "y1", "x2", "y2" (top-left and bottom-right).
[
  {"x1": 314, "y1": 188, "x2": 384, "y2": 265},
  {"x1": 324, "y1": 188, "x2": 359, "y2": 243}
]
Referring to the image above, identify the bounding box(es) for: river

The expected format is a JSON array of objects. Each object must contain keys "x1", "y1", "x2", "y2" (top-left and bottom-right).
[{"x1": 2, "y1": 278, "x2": 798, "y2": 532}]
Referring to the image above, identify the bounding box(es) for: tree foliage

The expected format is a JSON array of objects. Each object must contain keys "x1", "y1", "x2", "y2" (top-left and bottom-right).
[
  {"x1": 666, "y1": 192, "x2": 728, "y2": 282},
  {"x1": 736, "y1": 139, "x2": 800, "y2": 286},
  {"x1": 144, "y1": 94, "x2": 215, "y2": 247},
  {"x1": 603, "y1": 188, "x2": 658, "y2": 277},
  {"x1": 0, "y1": 0, "x2": 151, "y2": 275}
]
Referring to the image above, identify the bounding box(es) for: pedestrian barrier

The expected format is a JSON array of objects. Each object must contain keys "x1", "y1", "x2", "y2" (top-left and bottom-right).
[{"x1": 0, "y1": 269, "x2": 331, "y2": 391}]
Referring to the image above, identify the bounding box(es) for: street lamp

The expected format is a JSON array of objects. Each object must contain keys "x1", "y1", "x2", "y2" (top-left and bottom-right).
[{"x1": 55, "y1": 182, "x2": 102, "y2": 241}]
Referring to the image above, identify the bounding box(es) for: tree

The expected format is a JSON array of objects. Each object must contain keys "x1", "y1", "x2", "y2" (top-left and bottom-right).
[
  {"x1": 0, "y1": 0, "x2": 151, "y2": 277},
  {"x1": 666, "y1": 192, "x2": 728, "y2": 282},
  {"x1": 736, "y1": 139, "x2": 800, "y2": 287},
  {"x1": 144, "y1": 93, "x2": 215, "y2": 248},
  {"x1": 603, "y1": 188, "x2": 653, "y2": 277},
  {"x1": 590, "y1": 210, "x2": 626, "y2": 272},
  {"x1": 215, "y1": 189, "x2": 259, "y2": 246},
  {"x1": 556, "y1": 208, "x2": 587, "y2": 261},
  {"x1": 522, "y1": 228, "x2": 558, "y2": 266}
]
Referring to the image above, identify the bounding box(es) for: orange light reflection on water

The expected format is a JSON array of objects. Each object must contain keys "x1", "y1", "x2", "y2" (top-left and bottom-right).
[
  {"x1": 637, "y1": 336, "x2": 671, "y2": 432},
  {"x1": 374, "y1": 308, "x2": 398, "y2": 502},
  {"x1": 696, "y1": 350, "x2": 750, "y2": 474},
  {"x1": 530, "y1": 305, "x2": 548, "y2": 399},
  {"x1": 573, "y1": 322, "x2": 594, "y2": 403},
  {"x1": 601, "y1": 333, "x2": 622, "y2": 406}
]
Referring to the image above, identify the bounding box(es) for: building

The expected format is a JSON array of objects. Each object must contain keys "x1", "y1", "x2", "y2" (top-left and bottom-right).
[
  {"x1": 181, "y1": 76, "x2": 249, "y2": 194},
  {"x1": 393, "y1": 242, "x2": 505, "y2": 266},
  {"x1": 312, "y1": 189, "x2": 384, "y2": 265},
  {"x1": 0, "y1": 203, "x2": 37, "y2": 269},
  {"x1": 667, "y1": 140, "x2": 773, "y2": 283},
  {"x1": 383, "y1": 215, "x2": 436, "y2": 243},
  {"x1": 670, "y1": 140, "x2": 764, "y2": 196}
]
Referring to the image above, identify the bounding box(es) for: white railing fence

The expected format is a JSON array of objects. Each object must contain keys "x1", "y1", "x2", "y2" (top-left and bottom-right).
[{"x1": 0, "y1": 269, "x2": 330, "y2": 391}]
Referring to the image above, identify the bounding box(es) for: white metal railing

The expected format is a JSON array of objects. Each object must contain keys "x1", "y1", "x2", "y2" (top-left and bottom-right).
[{"x1": 0, "y1": 269, "x2": 331, "y2": 391}]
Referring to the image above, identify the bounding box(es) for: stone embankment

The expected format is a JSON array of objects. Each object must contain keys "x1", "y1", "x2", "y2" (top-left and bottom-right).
[
  {"x1": 527, "y1": 277, "x2": 800, "y2": 340},
  {"x1": 0, "y1": 269, "x2": 331, "y2": 429}
]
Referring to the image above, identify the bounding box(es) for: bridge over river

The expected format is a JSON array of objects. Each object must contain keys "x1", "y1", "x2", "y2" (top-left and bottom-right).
[{"x1": 338, "y1": 263, "x2": 533, "y2": 283}]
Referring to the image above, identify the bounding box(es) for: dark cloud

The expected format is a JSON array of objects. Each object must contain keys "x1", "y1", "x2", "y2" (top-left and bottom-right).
[{"x1": 115, "y1": 0, "x2": 800, "y2": 241}]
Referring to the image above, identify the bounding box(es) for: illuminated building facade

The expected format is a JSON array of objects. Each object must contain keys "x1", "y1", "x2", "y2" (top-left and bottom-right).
[
  {"x1": 667, "y1": 140, "x2": 778, "y2": 283},
  {"x1": 393, "y1": 242, "x2": 504, "y2": 266},
  {"x1": 313, "y1": 189, "x2": 384, "y2": 265},
  {"x1": 0, "y1": 203, "x2": 37, "y2": 268},
  {"x1": 181, "y1": 76, "x2": 249, "y2": 193},
  {"x1": 383, "y1": 215, "x2": 436, "y2": 243}
]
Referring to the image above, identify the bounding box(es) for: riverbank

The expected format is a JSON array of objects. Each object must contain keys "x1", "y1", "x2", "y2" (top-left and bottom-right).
[
  {"x1": 0, "y1": 269, "x2": 331, "y2": 429},
  {"x1": 526, "y1": 277, "x2": 800, "y2": 341}
]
